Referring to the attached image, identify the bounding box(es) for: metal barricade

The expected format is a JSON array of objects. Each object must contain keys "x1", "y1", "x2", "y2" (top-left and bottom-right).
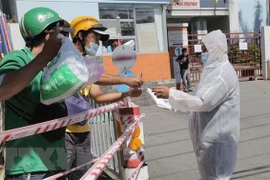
[{"x1": 87, "y1": 97, "x2": 121, "y2": 178}]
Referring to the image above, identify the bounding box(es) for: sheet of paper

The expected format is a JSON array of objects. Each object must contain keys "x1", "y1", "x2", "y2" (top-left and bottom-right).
[
  {"x1": 146, "y1": 88, "x2": 172, "y2": 110},
  {"x1": 194, "y1": 44, "x2": 202, "y2": 53},
  {"x1": 239, "y1": 42, "x2": 248, "y2": 50}
]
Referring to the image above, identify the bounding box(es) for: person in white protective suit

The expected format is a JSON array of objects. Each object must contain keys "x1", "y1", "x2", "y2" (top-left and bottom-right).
[{"x1": 152, "y1": 30, "x2": 240, "y2": 180}]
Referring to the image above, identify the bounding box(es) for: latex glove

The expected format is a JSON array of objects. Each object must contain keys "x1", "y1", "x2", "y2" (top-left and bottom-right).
[{"x1": 151, "y1": 86, "x2": 170, "y2": 99}]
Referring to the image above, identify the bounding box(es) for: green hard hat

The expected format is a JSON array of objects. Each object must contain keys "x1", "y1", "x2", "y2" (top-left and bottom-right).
[{"x1": 19, "y1": 7, "x2": 63, "y2": 40}]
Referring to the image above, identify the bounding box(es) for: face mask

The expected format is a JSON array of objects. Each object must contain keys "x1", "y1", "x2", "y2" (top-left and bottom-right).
[
  {"x1": 183, "y1": 52, "x2": 188, "y2": 56},
  {"x1": 201, "y1": 52, "x2": 208, "y2": 65},
  {"x1": 95, "y1": 41, "x2": 103, "y2": 56},
  {"x1": 85, "y1": 40, "x2": 99, "y2": 56}
]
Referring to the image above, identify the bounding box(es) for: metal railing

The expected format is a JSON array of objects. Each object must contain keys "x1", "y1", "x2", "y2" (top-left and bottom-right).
[
  {"x1": 87, "y1": 97, "x2": 121, "y2": 178},
  {"x1": 173, "y1": 31, "x2": 262, "y2": 82}
]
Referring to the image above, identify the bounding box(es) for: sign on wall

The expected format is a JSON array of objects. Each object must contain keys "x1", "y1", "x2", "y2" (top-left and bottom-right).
[
  {"x1": 194, "y1": 44, "x2": 202, "y2": 53},
  {"x1": 174, "y1": 47, "x2": 182, "y2": 57},
  {"x1": 201, "y1": 0, "x2": 227, "y2": 8},
  {"x1": 136, "y1": 23, "x2": 159, "y2": 52},
  {"x1": 173, "y1": 0, "x2": 200, "y2": 9},
  {"x1": 168, "y1": 30, "x2": 188, "y2": 46},
  {"x1": 112, "y1": 45, "x2": 137, "y2": 92},
  {"x1": 239, "y1": 42, "x2": 248, "y2": 50}
]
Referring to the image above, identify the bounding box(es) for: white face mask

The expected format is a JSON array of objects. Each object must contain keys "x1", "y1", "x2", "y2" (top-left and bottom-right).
[{"x1": 85, "y1": 39, "x2": 99, "y2": 56}]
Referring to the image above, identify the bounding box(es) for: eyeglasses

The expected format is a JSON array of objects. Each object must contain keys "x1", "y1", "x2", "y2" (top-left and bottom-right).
[
  {"x1": 60, "y1": 31, "x2": 69, "y2": 37},
  {"x1": 44, "y1": 29, "x2": 70, "y2": 37}
]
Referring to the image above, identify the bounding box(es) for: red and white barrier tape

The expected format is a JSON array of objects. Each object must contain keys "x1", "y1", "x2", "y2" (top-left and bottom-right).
[
  {"x1": 43, "y1": 158, "x2": 98, "y2": 180},
  {"x1": 0, "y1": 101, "x2": 123, "y2": 143},
  {"x1": 120, "y1": 115, "x2": 140, "y2": 125},
  {"x1": 80, "y1": 114, "x2": 145, "y2": 180},
  {"x1": 128, "y1": 161, "x2": 145, "y2": 180}
]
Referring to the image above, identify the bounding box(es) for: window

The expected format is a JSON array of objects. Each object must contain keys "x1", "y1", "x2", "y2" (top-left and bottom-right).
[
  {"x1": 103, "y1": 38, "x2": 136, "y2": 52},
  {"x1": 135, "y1": 5, "x2": 165, "y2": 52},
  {"x1": 99, "y1": 4, "x2": 134, "y2": 38},
  {"x1": 121, "y1": 22, "x2": 134, "y2": 36},
  {"x1": 99, "y1": 4, "x2": 133, "y2": 19},
  {"x1": 99, "y1": 4, "x2": 166, "y2": 53},
  {"x1": 136, "y1": 8, "x2": 155, "y2": 24}
]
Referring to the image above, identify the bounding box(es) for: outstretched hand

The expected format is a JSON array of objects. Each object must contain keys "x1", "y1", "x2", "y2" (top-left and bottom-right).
[
  {"x1": 129, "y1": 88, "x2": 142, "y2": 97},
  {"x1": 152, "y1": 86, "x2": 170, "y2": 99},
  {"x1": 124, "y1": 77, "x2": 144, "y2": 88}
]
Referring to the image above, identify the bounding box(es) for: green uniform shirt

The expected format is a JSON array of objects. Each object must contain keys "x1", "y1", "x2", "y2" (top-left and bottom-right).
[{"x1": 0, "y1": 47, "x2": 67, "y2": 175}]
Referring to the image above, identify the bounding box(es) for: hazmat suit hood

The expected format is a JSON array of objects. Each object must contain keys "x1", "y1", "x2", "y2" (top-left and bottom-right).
[{"x1": 202, "y1": 30, "x2": 228, "y2": 66}]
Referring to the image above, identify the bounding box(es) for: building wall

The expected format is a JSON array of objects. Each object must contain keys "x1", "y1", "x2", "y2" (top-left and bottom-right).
[
  {"x1": 228, "y1": 0, "x2": 239, "y2": 31},
  {"x1": 0, "y1": 0, "x2": 17, "y2": 20},
  {"x1": 12, "y1": 0, "x2": 171, "y2": 82},
  {"x1": 207, "y1": 16, "x2": 230, "y2": 32},
  {"x1": 167, "y1": 0, "x2": 239, "y2": 32},
  {"x1": 260, "y1": 26, "x2": 270, "y2": 79}
]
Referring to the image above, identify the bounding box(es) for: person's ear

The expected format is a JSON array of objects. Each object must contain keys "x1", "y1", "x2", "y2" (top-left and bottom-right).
[
  {"x1": 45, "y1": 33, "x2": 50, "y2": 41},
  {"x1": 78, "y1": 32, "x2": 83, "y2": 41}
]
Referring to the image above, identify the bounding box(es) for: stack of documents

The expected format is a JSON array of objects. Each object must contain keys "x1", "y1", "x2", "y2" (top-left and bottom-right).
[{"x1": 146, "y1": 88, "x2": 172, "y2": 110}]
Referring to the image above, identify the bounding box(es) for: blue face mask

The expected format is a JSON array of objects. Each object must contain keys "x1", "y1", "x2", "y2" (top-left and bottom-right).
[
  {"x1": 85, "y1": 40, "x2": 99, "y2": 56},
  {"x1": 201, "y1": 52, "x2": 208, "y2": 65}
]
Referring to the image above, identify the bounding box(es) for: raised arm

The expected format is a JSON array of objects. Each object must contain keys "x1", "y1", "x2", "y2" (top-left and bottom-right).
[
  {"x1": 89, "y1": 85, "x2": 142, "y2": 104},
  {"x1": 169, "y1": 77, "x2": 228, "y2": 112},
  {"x1": 152, "y1": 76, "x2": 228, "y2": 112},
  {"x1": 0, "y1": 29, "x2": 62, "y2": 99},
  {"x1": 96, "y1": 73, "x2": 143, "y2": 88}
]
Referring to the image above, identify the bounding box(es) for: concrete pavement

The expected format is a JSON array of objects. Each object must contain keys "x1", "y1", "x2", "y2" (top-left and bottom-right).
[{"x1": 139, "y1": 80, "x2": 270, "y2": 180}]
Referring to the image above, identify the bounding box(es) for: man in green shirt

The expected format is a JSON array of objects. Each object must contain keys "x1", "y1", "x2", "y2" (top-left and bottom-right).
[
  {"x1": 0, "y1": 7, "x2": 69, "y2": 179},
  {"x1": 0, "y1": 6, "x2": 144, "y2": 180}
]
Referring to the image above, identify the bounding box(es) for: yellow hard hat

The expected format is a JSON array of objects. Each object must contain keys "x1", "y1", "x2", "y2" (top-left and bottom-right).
[{"x1": 70, "y1": 16, "x2": 109, "y2": 41}]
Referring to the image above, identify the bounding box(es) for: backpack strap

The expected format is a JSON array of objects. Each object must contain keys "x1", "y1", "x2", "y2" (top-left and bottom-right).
[{"x1": 5, "y1": 100, "x2": 32, "y2": 122}]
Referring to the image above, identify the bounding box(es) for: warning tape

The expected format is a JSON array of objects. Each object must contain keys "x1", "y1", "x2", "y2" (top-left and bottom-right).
[
  {"x1": 80, "y1": 114, "x2": 145, "y2": 180},
  {"x1": 128, "y1": 161, "x2": 144, "y2": 180},
  {"x1": 0, "y1": 101, "x2": 123, "y2": 143},
  {"x1": 43, "y1": 158, "x2": 98, "y2": 180}
]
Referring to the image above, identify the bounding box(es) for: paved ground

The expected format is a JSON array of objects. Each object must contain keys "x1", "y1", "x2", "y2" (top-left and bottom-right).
[{"x1": 140, "y1": 80, "x2": 270, "y2": 180}]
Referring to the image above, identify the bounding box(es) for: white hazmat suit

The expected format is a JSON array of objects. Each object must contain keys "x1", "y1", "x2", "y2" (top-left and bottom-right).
[{"x1": 168, "y1": 30, "x2": 240, "y2": 180}]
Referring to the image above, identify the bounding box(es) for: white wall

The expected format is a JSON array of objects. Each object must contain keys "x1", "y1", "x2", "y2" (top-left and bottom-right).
[
  {"x1": 8, "y1": 23, "x2": 23, "y2": 50},
  {"x1": 260, "y1": 26, "x2": 270, "y2": 80},
  {"x1": 228, "y1": 0, "x2": 239, "y2": 31}
]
